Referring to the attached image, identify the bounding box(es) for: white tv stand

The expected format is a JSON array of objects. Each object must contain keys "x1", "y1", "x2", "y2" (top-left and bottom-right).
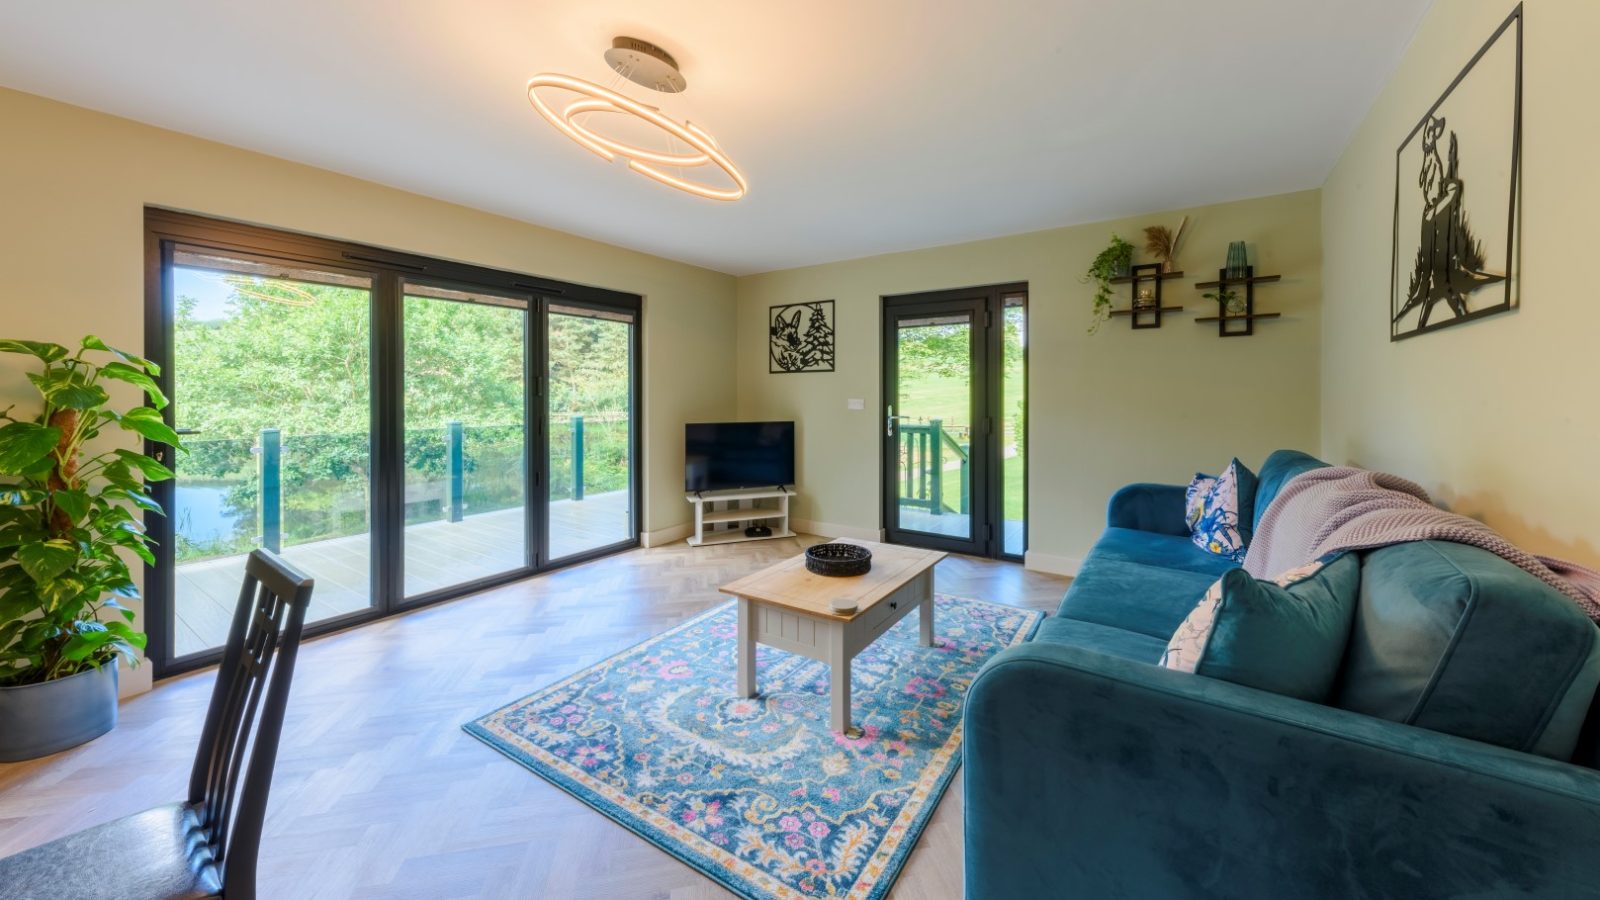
[{"x1": 686, "y1": 486, "x2": 796, "y2": 547}]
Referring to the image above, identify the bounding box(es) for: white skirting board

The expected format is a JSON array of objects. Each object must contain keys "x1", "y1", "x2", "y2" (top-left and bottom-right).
[
  {"x1": 1024, "y1": 550, "x2": 1081, "y2": 577},
  {"x1": 121, "y1": 656, "x2": 154, "y2": 698},
  {"x1": 641, "y1": 522, "x2": 695, "y2": 548},
  {"x1": 791, "y1": 519, "x2": 882, "y2": 543}
]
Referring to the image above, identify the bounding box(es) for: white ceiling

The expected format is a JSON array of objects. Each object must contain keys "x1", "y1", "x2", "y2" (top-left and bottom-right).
[{"x1": 0, "y1": 1, "x2": 1430, "y2": 275}]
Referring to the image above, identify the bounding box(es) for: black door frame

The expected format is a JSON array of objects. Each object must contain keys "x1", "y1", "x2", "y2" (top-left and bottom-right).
[
  {"x1": 881, "y1": 282, "x2": 1026, "y2": 560},
  {"x1": 142, "y1": 209, "x2": 643, "y2": 677},
  {"x1": 538, "y1": 295, "x2": 646, "y2": 568}
]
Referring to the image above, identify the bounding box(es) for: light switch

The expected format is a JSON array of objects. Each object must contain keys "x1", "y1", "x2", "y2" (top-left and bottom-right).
[{"x1": 847, "y1": 398, "x2": 865, "y2": 410}]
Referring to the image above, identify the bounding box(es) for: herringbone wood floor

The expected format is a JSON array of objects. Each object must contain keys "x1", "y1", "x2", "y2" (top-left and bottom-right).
[{"x1": 0, "y1": 535, "x2": 1068, "y2": 899}]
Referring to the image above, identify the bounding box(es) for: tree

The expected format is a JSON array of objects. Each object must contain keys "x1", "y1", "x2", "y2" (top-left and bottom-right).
[{"x1": 170, "y1": 277, "x2": 636, "y2": 559}]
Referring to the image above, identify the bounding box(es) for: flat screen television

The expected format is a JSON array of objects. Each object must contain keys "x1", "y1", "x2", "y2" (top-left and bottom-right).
[{"x1": 685, "y1": 421, "x2": 795, "y2": 492}]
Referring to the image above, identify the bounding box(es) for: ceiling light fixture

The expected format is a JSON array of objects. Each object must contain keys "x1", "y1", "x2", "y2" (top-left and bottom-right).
[
  {"x1": 223, "y1": 275, "x2": 316, "y2": 307},
  {"x1": 527, "y1": 37, "x2": 746, "y2": 201}
]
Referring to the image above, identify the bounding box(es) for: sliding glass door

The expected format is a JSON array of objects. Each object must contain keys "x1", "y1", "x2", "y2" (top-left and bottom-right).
[
  {"x1": 167, "y1": 249, "x2": 376, "y2": 659},
  {"x1": 402, "y1": 282, "x2": 531, "y2": 599},
  {"x1": 145, "y1": 210, "x2": 642, "y2": 676},
  {"x1": 546, "y1": 304, "x2": 637, "y2": 562}
]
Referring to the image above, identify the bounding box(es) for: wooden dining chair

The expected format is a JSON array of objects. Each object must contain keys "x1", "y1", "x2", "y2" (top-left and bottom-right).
[{"x1": 0, "y1": 549, "x2": 315, "y2": 900}]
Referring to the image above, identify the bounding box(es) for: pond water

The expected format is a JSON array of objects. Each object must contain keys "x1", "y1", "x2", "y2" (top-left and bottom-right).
[{"x1": 174, "y1": 483, "x2": 249, "y2": 544}]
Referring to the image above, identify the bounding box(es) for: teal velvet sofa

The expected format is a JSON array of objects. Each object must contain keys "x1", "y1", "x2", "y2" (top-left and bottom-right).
[{"x1": 964, "y1": 450, "x2": 1600, "y2": 899}]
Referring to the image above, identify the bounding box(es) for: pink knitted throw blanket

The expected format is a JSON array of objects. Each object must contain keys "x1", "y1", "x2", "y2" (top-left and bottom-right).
[{"x1": 1243, "y1": 466, "x2": 1600, "y2": 621}]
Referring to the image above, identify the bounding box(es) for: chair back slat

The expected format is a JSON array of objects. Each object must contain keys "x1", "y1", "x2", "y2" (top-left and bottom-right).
[
  {"x1": 210, "y1": 587, "x2": 284, "y2": 864},
  {"x1": 186, "y1": 549, "x2": 314, "y2": 899}
]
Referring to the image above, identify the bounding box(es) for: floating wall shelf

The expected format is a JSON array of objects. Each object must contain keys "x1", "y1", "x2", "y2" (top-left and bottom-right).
[
  {"x1": 1109, "y1": 270, "x2": 1185, "y2": 285},
  {"x1": 1109, "y1": 264, "x2": 1183, "y2": 329},
  {"x1": 1193, "y1": 274, "x2": 1282, "y2": 289},
  {"x1": 1194, "y1": 266, "x2": 1280, "y2": 337},
  {"x1": 1195, "y1": 313, "x2": 1282, "y2": 324},
  {"x1": 1110, "y1": 307, "x2": 1184, "y2": 317}
]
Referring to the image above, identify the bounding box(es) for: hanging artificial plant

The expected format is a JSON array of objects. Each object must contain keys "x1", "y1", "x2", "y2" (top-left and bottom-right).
[{"x1": 1084, "y1": 234, "x2": 1135, "y2": 334}]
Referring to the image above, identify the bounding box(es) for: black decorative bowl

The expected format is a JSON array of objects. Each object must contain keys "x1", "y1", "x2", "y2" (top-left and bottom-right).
[{"x1": 805, "y1": 542, "x2": 873, "y2": 577}]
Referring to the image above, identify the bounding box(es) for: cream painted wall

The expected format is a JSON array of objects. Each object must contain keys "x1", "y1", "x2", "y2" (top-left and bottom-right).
[
  {"x1": 0, "y1": 88, "x2": 736, "y2": 694},
  {"x1": 1321, "y1": 0, "x2": 1600, "y2": 568},
  {"x1": 734, "y1": 190, "x2": 1322, "y2": 572}
]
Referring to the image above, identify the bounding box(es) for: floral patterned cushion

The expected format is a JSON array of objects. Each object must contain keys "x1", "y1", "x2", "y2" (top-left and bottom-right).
[
  {"x1": 1188, "y1": 459, "x2": 1257, "y2": 562},
  {"x1": 1160, "y1": 553, "x2": 1361, "y2": 702},
  {"x1": 1184, "y1": 474, "x2": 1217, "y2": 533}
]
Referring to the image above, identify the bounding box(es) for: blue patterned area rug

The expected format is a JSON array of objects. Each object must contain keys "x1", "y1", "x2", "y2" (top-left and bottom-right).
[{"x1": 464, "y1": 594, "x2": 1040, "y2": 899}]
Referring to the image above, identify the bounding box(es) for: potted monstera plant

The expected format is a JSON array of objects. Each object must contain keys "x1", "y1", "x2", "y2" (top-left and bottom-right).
[{"x1": 0, "y1": 336, "x2": 179, "y2": 761}]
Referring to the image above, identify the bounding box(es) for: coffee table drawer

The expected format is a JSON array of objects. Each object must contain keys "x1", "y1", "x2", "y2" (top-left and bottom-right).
[{"x1": 856, "y1": 593, "x2": 911, "y2": 636}]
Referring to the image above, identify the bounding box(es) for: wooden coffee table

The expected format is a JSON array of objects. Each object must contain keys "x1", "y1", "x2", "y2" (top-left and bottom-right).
[{"x1": 720, "y1": 539, "x2": 946, "y2": 734}]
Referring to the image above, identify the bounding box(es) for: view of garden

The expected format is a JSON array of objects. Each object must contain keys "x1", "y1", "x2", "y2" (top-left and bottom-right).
[
  {"x1": 170, "y1": 271, "x2": 634, "y2": 568},
  {"x1": 894, "y1": 303, "x2": 1026, "y2": 553},
  {"x1": 165, "y1": 266, "x2": 635, "y2": 653}
]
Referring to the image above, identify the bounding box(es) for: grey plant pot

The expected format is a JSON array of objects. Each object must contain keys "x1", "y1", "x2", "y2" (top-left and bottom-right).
[{"x1": 0, "y1": 661, "x2": 119, "y2": 762}]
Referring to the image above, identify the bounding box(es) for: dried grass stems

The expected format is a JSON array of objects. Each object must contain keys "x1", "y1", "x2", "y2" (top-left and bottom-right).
[{"x1": 1143, "y1": 215, "x2": 1189, "y2": 272}]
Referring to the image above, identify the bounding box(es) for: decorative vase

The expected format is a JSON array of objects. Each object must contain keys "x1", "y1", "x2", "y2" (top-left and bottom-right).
[
  {"x1": 1225, "y1": 242, "x2": 1249, "y2": 279},
  {"x1": 1135, "y1": 287, "x2": 1156, "y2": 309},
  {"x1": 0, "y1": 661, "x2": 119, "y2": 761},
  {"x1": 1226, "y1": 293, "x2": 1248, "y2": 316}
]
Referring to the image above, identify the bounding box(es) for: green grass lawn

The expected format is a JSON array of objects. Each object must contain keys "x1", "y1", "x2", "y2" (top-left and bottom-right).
[
  {"x1": 901, "y1": 369, "x2": 1025, "y2": 522},
  {"x1": 931, "y1": 450, "x2": 1024, "y2": 521},
  {"x1": 897, "y1": 371, "x2": 1024, "y2": 425}
]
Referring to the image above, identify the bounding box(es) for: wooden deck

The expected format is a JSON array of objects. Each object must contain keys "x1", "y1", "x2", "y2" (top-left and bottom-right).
[
  {"x1": 896, "y1": 505, "x2": 1025, "y2": 555},
  {"x1": 173, "y1": 489, "x2": 632, "y2": 657}
]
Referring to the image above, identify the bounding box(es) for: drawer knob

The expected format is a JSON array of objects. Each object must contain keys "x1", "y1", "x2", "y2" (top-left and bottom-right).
[{"x1": 890, "y1": 601, "x2": 898, "y2": 610}]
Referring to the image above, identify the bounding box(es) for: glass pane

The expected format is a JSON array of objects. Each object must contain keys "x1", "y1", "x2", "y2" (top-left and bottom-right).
[
  {"x1": 1002, "y1": 296, "x2": 1027, "y2": 556},
  {"x1": 895, "y1": 313, "x2": 973, "y2": 539},
  {"x1": 171, "y1": 257, "x2": 373, "y2": 658},
  {"x1": 402, "y1": 284, "x2": 528, "y2": 596},
  {"x1": 548, "y1": 306, "x2": 634, "y2": 559}
]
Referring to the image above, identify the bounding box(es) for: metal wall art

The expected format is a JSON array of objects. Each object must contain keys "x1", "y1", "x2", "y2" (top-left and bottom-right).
[
  {"x1": 769, "y1": 300, "x2": 836, "y2": 373},
  {"x1": 1391, "y1": 4, "x2": 1522, "y2": 341}
]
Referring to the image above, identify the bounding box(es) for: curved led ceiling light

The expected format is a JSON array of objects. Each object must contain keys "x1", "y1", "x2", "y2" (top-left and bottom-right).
[
  {"x1": 224, "y1": 275, "x2": 316, "y2": 307},
  {"x1": 527, "y1": 37, "x2": 747, "y2": 201}
]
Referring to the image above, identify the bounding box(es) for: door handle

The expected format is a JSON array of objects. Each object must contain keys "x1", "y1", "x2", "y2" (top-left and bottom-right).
[{"x1": 885, "y1": 406, "x2": 913, "y2": 437}]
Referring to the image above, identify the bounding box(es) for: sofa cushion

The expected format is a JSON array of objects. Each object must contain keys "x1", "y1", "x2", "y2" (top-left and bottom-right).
[
  {"x1": 1032, "y1": 616, "x2": 1167, "y2": 664},
  {"x1": 1086, "y1": 526, "x2": 1240, "y2": 578},
  {"x1": 1160, "y1": 553, "x2": 1360, "y2": 702},
  {"x1": 1056, "y1": 528, "x2": 1232, "y2": 640},
  {"x1": 1183, "y1": 474, "x2": 1217, "y2": 533},
  {"x1": 1188, "y1": 459, "x2": 1258, "y2": 563},
  {"x1": 1333, "y1": 541, "x2": 1600, "y2": 759},
  {"x1": 1251, "y1": 449, "x2": 1328, "y2": 531}
]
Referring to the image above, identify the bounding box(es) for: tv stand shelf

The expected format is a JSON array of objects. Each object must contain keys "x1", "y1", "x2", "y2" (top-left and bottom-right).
[{"x1": 686, "y1": 487, "x2": 796, "y2": 547}]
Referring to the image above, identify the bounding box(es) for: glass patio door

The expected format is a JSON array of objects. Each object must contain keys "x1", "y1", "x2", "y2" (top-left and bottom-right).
[
  {"x1": 166, "y1": 249, "x2": 377, "y2": 661},
  {"x1": 147, "y1": 210, "x2": 644, "y2": 677},
  {"x1": 401, "y1": 281, "x2": 532, "y2": 599},
  {"x1": 545, "y1": 303, "x2": 637, "y2": 562},
  {"x1": 882, "y1": 284, "x2": 1027, "y2": 559}
]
